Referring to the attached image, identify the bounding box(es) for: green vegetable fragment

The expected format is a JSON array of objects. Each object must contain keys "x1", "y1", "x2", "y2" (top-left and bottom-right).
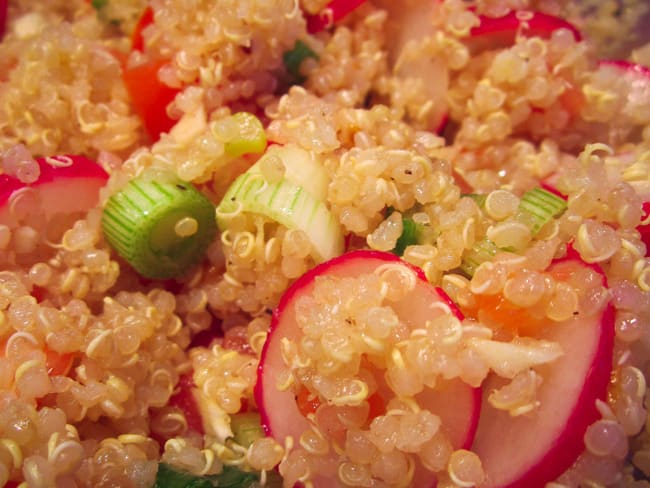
[
  {"x1": 91, "y1": 0, "x2": 108, "y2": 10},
  {"x1": 230, "y1": 412, "x2": 264, "y2": 448},
  {"x1": 463, "y1": 193, "x2": 487, "y2": 208},
  {"x1": 154, "y1": 463, "x2": 259, "y2": 488},
  {"x1": 216, "y1": 172, "x2": 344, "y2": 263},
  {"x1": 283, "y1": 40, "x2": 319, "y2": 83},
  {"x1": 517, "y1": 187, "x2": 567, "y2": 235},
  {"x1": 460, "y1": 238, "x2": 499, "y2": 277},
  {"x1": 220, "y1": 112, "x2": 267, "y2": 158},
  {"x1": 102, "y1": 177, "x2": 217, "y2": 279},
  {"x1": 392, "y1": 217, "x2": 420, "y2": 256}
]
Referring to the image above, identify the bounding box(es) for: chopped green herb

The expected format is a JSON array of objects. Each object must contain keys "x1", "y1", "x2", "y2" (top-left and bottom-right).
[
  {"x1": 91, "y1": 0, "x2": 108, "y2": 10},
  {"x1": 283, "y1": 40, "x2": 319, "y2": 84},
  {"x1": 392, "y1": 217, "x2": 420, "y2": 256},
  {"x1": 464, "y1": 193, "x2": 487, "y2": 208},
  {"x1": 154, "y1": 463, "x2": 260, "y2": 488},
  {"x1": 460, "y1": 238, "x2": 499, "y2": 277},
  {"x1": 230, "y1": 412, "x2": 264, "y2": 448},
  {"x1": 518, "y1": 187, "x2": 567, "y2": 235},
  {"x1": 102, "y1": 176, "x2": 217, "y2": 279}
]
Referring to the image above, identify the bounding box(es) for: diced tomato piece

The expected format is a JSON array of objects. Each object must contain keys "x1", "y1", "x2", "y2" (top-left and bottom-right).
[
  {"x1": 471, "y1": 293, "x2": 545, "y2": 336},
  {"x1": 168, "y1": 373, "x2": 205, "y2": 435},
  {"x1": 305, "y1": 0, "x2": 367, "y2": 33},
  {"x1": 0, "y1": 338, "x2": 74, "y2": 383},
  {"x1": 366, "y1": 391, "x2": 385, "y2": 420},
  {"x1": 469, "y1": 10, "x2": 581, "y2": 48},
  {"x1": 131, "y1": 6, "x2": 154, "y2": 52},
  {"x1": 122, "y1": 58, "x2": 180, "y2": 141},
  {"x1": 296, "y1": 384, "x2": 321, "y2": 417},
  {"x1": 44, "y1": 349, "x2": 74, "y2": 377}
]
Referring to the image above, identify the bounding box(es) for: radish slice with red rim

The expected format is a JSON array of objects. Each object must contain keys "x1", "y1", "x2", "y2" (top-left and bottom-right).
[
  {"x1": 377, "y1": 0, "x2": 449, "y2": 132},
  {"x1": 0, "y1": 154, "x2": 108, "y2": 227},
  {"x1": 255, "y1": 250, "x2": 480, "y2": 487},
  {"x1": 471, "y1": 255, "x2": 615, "y2": 488}
]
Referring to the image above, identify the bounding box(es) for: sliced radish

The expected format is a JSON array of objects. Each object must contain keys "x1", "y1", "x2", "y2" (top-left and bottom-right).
[
  {"x1": 468, "y1": 10, "x2": 581, "y2": 51},
  {"x1": 541, "y1": 173, "x2": 649, "y2": 256},
  {"x1": 599, "y1": 59, "x2": 650, "y2": 79},
  {"x1": 597, "y1": 60, "x2": 650, "y2": 127},
  {"x1": 471, "y1": 256, "x2": 615, "y2": 488},
  {"x1": 0, "y1": 154, "x2": 109, "y2": 227},
  {"x1": 255, "y1": 250, "x2": 480, "y2": 487},
  {"x1": 378, "y1": 0, "x2": 449, "y2": 132},
  {"x1": 305, "y1": 0, "x2": 367, "y2": 34}
]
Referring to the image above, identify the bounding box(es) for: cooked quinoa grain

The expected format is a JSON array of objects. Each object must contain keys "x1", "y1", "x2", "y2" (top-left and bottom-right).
[{"x1": 0, "y1": 0, "x2": 649, "y2": 487}]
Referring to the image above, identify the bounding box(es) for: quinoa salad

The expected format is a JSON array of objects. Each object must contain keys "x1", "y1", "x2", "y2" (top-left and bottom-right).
[{"x1": 1, "y1": 1, "x2": 650, "y2": 487}]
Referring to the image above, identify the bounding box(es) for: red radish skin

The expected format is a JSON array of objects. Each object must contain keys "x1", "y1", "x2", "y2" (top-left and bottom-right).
[
  {"x1": 255, "y1": 250, "x2": 481, "y2": 487},
  {"x1": 599, "y1": 59, "x2": 650, "y2": 79},
  {"x1": 469, "y1": 10, "x2": 581, "y2": 50},
  {"x1": 305, "y1": 0, "x2": 366, "y2": 33},
  {"x1": 0, "y1": 155, "x2": 108, "y2": 227},
  {"x1": 639, "y1": 201, "x2": 650, "y2": 254},
  {"x1": 542, "y1": 173, "x2": 649, "y2": 256},
  {"x1": 472, "y1": 256, "x2": 615, "y2": 488}
]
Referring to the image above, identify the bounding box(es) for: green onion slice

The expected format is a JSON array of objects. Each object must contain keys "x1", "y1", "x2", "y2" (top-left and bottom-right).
[
  {"x1": 460, "y1": 238, "x2": 499, "y2": 277},
  {"x1": 216, "y1": 172, "x2": 344, "y2": 263},
  {"x1": 283, "y1": 40, "x2": 319, "y2": 83},
  {"x1": 102, "y1": 177, "x2": 217, "y2": 279},
  {"x1": 247, "y1": 144, "x2": 328, "y2": 200},
  {"x1": 216, "y1": 112, "x2": 267, "y2": 158},
  {"x1": 392, "y1": 217, "x2": 420, "y2": 256},
  {"x1": 517, "y1": 187, "x2": 567, "y2": 235},
  {"x1": 154, "y1": 463, "x2": 260, "y2": 488},
  {"x1": 230, "y1": 412, "x2": 264, "y2": 448}
]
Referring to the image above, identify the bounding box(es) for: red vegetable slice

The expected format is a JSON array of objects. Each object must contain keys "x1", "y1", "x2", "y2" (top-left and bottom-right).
[
  {"x1": 0, "y1": 154, "x2": 108, "y2": 227},
  {"x1": 131, "y1": 5, "x2": 154, "y2": 52},
  {"x1": 471, "y1": 255, "x2": 615, "y2": 488},
  {"x1": 122, "y1": 58, "x2": 180, "y2": 141},
  {"x1": 379, "y1": 0, "x2": 449, "y2": 133},
  {"x1": 305, "y1": 0, "x2": 367, "y2": 33},
  {"x1": 168, "y1": 372, "x2": 205, "y2": 435},
  {"x1": 639, "y1": 201, "x2": 650, "y2": 254},
  {"x1": 0, "y1": 0, "x2": 7, "y2": 41},
  {"x1": 599, "y1": 59, "x2": 650, "y2": 78},
  {"x1": 469, "y1": 10, "x2": 581, "y2": 52},
  {"x1": 255, "y1": 250, "x2": 480, "y2": 487},
  {"x1": 542, "y1": 173, "x2": 649, "y2": 256}
]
